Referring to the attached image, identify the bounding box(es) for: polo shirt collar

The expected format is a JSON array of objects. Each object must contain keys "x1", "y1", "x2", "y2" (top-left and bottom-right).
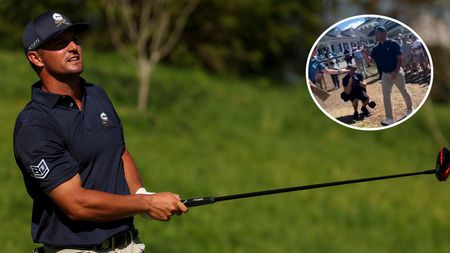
[
  {"x1": 378, "y1": 39, "x2": 392, "y2": 46},
  {"x1": 31, "y1": 78, "x2": 87, "y2": 108}
]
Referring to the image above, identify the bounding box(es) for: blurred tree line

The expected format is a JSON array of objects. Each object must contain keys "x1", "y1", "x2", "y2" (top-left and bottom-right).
[
  {"x1": 167, "y1": 0, "x2": 321, "y2": 78},
  {"x1": 0, "y1": 0, "x2": 448, "y2": 104},
  {"x1": 0, "y1": 1, "x2": 110, "y2": 50},
  {"x1": 0, "y1": 0, "x2": 321, "y2": 80}
]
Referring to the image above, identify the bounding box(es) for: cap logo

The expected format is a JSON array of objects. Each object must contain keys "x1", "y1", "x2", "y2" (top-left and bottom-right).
[
  {"x1": 53, "y1": 13, "x2": 69, "y2": 27},
  {"x1": 28, "y1": 38, "x2": 40, "y2": 51}
]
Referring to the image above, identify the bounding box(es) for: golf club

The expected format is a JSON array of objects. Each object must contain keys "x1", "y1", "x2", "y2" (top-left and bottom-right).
[
  {"x1": 318, "y1": 54, "x2": 345, "y2": 63},
  {"x1": 182, "y1": 147, "x2": 450, "y2": 207}
]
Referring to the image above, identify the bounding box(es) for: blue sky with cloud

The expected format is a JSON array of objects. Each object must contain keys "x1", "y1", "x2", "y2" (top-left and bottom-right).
[{"x1": 337, "y1": 17, "x2": 366, "y2": 30}]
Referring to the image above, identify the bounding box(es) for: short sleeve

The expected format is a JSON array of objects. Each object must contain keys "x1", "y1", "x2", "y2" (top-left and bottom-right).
[
  {"x1": 370, "y1": 48, "x2": 376, "y2": 59},
  {"x1": 318, "y1": 62, "x2": 326, "y2": 71},
  {"x1": 393, "y1": 42, "x2": 402, "y2": 56},
  {"x1": 14, "y1": 122, "x2": 79, "y2": 192}
]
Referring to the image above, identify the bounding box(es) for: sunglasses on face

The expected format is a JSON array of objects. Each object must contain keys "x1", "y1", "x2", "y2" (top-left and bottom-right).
[{"x1": 40, "y1": 32, "x2": 80, "y2": 51}]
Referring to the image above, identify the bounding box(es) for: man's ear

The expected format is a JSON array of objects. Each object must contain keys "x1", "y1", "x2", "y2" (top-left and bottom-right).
[{"x1": 27, "y1": 50, "x2": 44, "y2": 68}]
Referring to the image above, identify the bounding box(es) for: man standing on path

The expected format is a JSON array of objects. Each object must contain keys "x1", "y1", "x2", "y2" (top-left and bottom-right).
[
  {"x1": 369, "y1": 25, "x2": 413, "y2": 126},
  {"x1": 14, "y1": 11, "x2": 187, "y2": 253}
]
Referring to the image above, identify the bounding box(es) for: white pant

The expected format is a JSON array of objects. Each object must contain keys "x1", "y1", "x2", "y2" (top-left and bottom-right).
[
  {"x1": 381, "y1": 69, "x2": 413, "y2": 119},
  {"x1": 38, "y1": 239, "x2": 145, "y2": 253}
]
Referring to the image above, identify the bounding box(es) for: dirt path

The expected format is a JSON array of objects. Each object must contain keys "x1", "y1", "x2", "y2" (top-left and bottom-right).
[{"x1": 314, "y1": 65, "x2": 431, "y2": 128}]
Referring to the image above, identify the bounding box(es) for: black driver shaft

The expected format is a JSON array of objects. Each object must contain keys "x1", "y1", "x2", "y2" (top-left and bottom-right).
[{"x1": 182, "y1": 169, "x2": 435, "y2": 207}]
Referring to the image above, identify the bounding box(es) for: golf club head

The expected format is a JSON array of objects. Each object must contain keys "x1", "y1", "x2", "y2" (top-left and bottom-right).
[{"x1": 436, "y1": 147, "x2": 450, "y2": 181}]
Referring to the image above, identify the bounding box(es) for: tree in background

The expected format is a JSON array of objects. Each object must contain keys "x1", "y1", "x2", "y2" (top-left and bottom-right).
[
  {"x1": 0, "y1": 0, "x2": 104, "y2": 49},
  {"x1": 105, "y1": 0, "x2": 199, "y2": 112},
  {"x1": 0, "y1": 0, "x2": 448, "y2": 105},
  {"x1": 168, "y1": 0, "x2": 322, "y2": 79}
]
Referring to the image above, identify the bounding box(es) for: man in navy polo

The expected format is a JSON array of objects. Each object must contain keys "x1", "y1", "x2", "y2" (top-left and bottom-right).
[
  {"x1": 13, "y1": 11, "x2": 188, "y2": 253},
  {"x1": 369, "y1": 25, "x2": 413, "y2": 126}
]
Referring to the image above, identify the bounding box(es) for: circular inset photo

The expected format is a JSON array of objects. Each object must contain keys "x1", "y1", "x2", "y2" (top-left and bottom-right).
[{"x1": 306, "y1": 14, "x2": 433, "y2": 130}]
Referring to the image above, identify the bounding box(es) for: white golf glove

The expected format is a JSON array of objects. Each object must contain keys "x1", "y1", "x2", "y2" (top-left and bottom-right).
[{"x1": 135, "y1": 187, "x2": 155, "y2": 219}]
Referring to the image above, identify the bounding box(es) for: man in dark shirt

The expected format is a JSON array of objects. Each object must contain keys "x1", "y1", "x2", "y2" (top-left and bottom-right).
[
  {"x1": 341, "y1": 65, "x2": 374, "y2": 121},
  {"x1": 369, "y1": 25, "x2": 413, "y2": 126},
  {"x1": 14, "y1": 11, "x2": 187, "y2": 253}
]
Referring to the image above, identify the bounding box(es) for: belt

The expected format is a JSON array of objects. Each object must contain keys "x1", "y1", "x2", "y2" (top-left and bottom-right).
[
  {"x1": 34, "y1": 229, "x2": 139, "y2": 252},
  {"x1": 91, "y1": 229, "x2": 139, "y2": 251}
]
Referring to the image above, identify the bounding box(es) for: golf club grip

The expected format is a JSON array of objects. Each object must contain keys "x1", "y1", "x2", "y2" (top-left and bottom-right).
[{"x1": 182, "y1": 197, "x2": 216, "y2": 207}]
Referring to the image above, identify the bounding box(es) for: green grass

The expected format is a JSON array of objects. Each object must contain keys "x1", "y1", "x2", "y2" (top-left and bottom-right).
[{"x1": 0, "y1": 48, "x2": 449, "y2": 252}]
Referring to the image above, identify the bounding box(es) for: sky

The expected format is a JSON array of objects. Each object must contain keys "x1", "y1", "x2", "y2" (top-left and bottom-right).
[{"x1": 337, "y1": 17, "x2": 366, "y2": 30}]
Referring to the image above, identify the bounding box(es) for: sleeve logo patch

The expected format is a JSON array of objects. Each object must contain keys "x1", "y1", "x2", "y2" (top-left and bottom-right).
[{"x1": 30, "y1": 159, "x2": 50, "y2": 179}]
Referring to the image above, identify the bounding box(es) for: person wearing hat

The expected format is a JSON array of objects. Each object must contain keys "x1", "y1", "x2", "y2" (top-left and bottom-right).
[
  {"x1": 369, "y1": 25, "x2": 413, "y2": 126},
  {"x1": 341, "y1": 64, "x2": 376, "y2": 120},
  {"x1": 14, "y1": 11, "x2": 188, "y2": 253},
  {"x1": 324, "y1": 52, "x2": 340, "y2": 89},
  {"x1": 308, "y1": 46, "x2": 349, "y2": 90}
]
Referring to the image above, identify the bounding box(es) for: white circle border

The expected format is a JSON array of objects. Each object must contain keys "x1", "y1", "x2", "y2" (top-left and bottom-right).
[{"x1": 305, "y1": 14, "x2": 434, "y2": 131}]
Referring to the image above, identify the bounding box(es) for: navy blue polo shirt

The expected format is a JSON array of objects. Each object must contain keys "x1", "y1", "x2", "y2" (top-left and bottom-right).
[
  {"x1": 370, "y1": 39, "x2": 402, "y2": 73},
  {"x1": 13, "y1": 78, "x2": 134, "y2": 247}
]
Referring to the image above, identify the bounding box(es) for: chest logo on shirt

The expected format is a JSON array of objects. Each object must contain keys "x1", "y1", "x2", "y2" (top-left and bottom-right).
[
  {"x1": 30, "y1": 159, "x2": 50, "y2": 179},
  {"x1": 100, "y1": 112, "x2": 113, "y2": 128}
]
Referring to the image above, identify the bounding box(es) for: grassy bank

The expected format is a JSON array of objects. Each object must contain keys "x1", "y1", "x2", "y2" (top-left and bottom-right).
[{"x1": 0, "y1": 49, "x2": 449, "y2": 252}]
